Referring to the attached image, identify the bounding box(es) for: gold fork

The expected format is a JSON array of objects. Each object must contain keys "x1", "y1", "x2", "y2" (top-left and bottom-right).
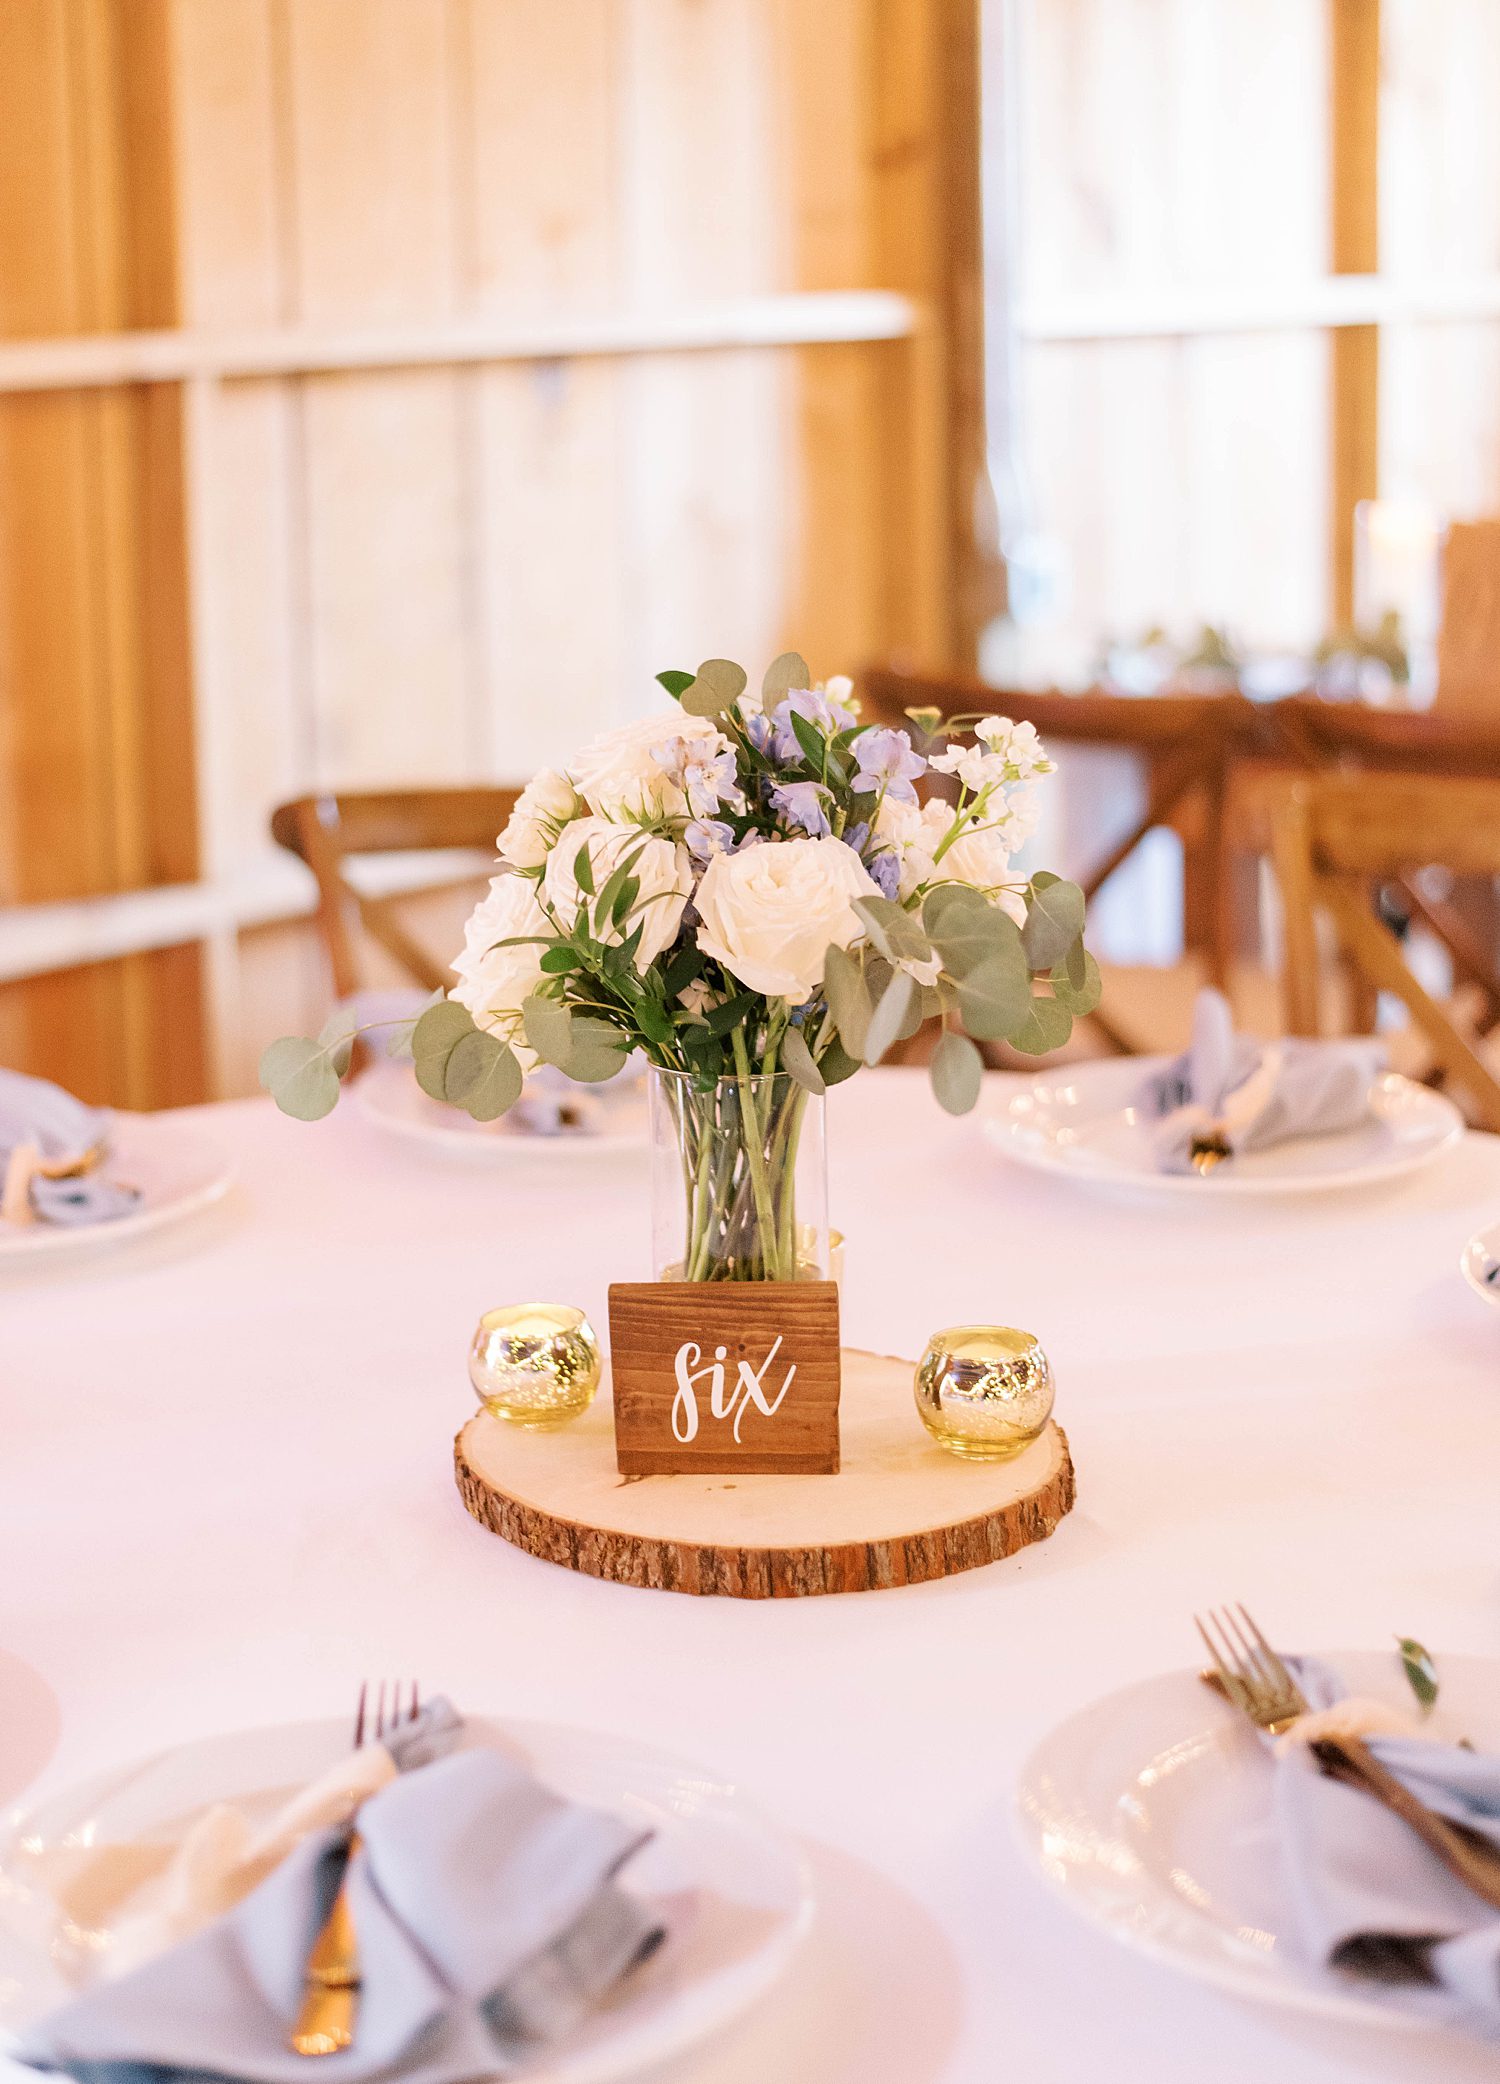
[
  {"x1": 1196, "y1": 1605, "x2": 1500, "y2": 1913},
  {"x1": 290, "y1": 1680, "x2": 420, "y2": 2058}
]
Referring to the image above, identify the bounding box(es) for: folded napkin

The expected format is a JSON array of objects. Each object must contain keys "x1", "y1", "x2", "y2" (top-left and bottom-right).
[
  {"x1": 1139, "y1": 989, "x2": 1385, "y2": 1175},
  {"x1": 1273, "y1": 1657, "x2": 1500, "y2": 2036},
  {"x1": 508, "y1": 1064, "x2": 608, "y2": 1138},
  {"x1": 0, "y1": 1069, "x2": 139, "y2": 1228},
  {"x1": 19, "y1": 1712, "x2": 663, "y2": 2084}
]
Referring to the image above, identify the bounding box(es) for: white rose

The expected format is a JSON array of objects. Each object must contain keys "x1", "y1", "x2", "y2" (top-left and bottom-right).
[
  {"x1": 541, "y1": 815, "x2": 691, "y2": 967},
  {"x1": 568, "y1": 708, "x2": 721, "y2": 819},
  {"x1": 450, "y1": 873, "x2": 550, "y2": 1061},
  {"x1": 695, "y1": 835, "x2": 878, "y2": 1001},
  {"x1": 496, "y1": 768, "x2": 579, "y2": 869},
  {"x1": 875, "y1": 796, "x2": 952, "y2": 898}
]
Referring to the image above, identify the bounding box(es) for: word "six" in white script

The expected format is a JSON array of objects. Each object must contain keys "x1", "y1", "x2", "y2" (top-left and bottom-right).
[{"x1": 671, "y1": 1335, "x2": 797, "y2": 1444}]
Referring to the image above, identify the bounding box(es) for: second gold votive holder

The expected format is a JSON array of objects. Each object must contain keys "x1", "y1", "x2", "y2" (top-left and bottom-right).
[
  {"x1": 914, "y1": 1325, "x2": 1054, "y2": 1461},
  {"x1": 468, "y1": 1303, "x2": 601, "y2": 1429}
]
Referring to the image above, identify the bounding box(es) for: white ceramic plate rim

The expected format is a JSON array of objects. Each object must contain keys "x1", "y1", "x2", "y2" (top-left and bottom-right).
[
  {"x1": 1013, "y1": 1650, "x2": 1497, "y2": 2034},
  {"x1": 984, "y1": 1058, "x2": 1463, "y2": 1199},
  {"x1": 353, "y1": 1062, "x2": 648, "y2": 1160},
  {"x1": 0, "y1": 1116, "x2": 233, "y2": 1261},
  {"x1": 1460, "y1": 1220, "x2": 1500, "y2": 1311},
  {"x1": 0, "y1": 1713, "x2": 813, "y2": 2084}
]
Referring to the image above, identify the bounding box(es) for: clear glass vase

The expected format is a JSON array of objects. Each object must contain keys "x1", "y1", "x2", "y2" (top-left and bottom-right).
[{"x1": 649, "y1": 1067, "x2": 828, "y2": 1283}]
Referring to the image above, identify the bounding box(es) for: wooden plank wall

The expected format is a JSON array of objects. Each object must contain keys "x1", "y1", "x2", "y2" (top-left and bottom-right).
[{"x1": 2, "y1": 0, "x2": 971, "y2": 1102}]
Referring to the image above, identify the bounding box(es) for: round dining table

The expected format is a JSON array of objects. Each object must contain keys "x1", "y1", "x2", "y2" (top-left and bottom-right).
[{"x1": 4, "y1": 1066, "x2": 1500, "y2": 2084}]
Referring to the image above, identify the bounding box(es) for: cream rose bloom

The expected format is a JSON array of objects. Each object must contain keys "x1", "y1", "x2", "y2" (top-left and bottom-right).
[
  {"x1": 450, "y1": 872, "x2": 549, "y2": 1062},
  {"x1": 496, "y1": 768, "x2": 579, "y2": 869},
  {"x1": 568, "y1": 708, "x2": 722, "y2": 820},
  {"x1": 695, "y1": 835, "x2": 878, "y2": 1001},
  {"x1": 541, "y1": 815, "x2": 691, "y2": 967}
]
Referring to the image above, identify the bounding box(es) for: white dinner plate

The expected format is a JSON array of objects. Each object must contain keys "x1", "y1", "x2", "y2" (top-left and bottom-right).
[
  {"x1": 0, "y1": 1116, "x2": 233, "y2": 1264},
  {"x1": 1015, "y1": 1648, "x2": 1500, "y2": 2032},
  {"x1": 984, "y1": 1057, "x2": 1463, "y2": 1199},
  {"x1": 354, "y1": 1061, "x2": 648, "y2": 1160},
  {"x1": 0, "y1": 1714, "x2": 812, "y2": 2082},
  {"x1": 1460, "y1": 1221, "x2": 1500, "y2": 1311}
]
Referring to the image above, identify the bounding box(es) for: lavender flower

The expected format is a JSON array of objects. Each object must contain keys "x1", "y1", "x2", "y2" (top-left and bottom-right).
[
  {"x1": 770, "y1": 780, "x2": 834, "y2": 837},
  {"x1": 744, "y1": 709, "x2": 775, "y2": 756},
  {"x1": 685, "y1": 818, "x2": 737, "y2": 865},
  {"x1": 769, "y1": 686, "x2": 858, "y2": 765},
  {"x1": 652, "y1": 731, "x2": 745, "y2": 817},
  {"x1": 850, "y1": 727, "x2": 926, "y2": 804}
]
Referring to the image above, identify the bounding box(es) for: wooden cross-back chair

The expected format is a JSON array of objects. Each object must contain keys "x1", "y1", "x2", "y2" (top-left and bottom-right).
[
  {"x1": 1272, "y1": 772, "x2": 1500, "y2": 1131},
  {"x1": 270, "y1": 787, "x2": 518, "y2": 1000},
  {"x1": 861, "y1": 666, "x2": 1257, "y2": 1052}
]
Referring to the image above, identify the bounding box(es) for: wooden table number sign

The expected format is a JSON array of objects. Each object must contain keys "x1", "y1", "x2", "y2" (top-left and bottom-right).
[{"x1": 608, "y1": 1281, "x2": 841, "y2": 1475}]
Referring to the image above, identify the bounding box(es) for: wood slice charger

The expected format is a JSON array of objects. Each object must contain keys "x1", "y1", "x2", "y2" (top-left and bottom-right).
[{"x1": 454, "y1": 1347, "x2": 1075, "y2": 1598}]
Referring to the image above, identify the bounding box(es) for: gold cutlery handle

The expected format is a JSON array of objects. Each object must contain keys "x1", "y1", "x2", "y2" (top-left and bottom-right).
[
  {"x1": 1314, "y1": 1739, "x2": 1500, "y2": 1912},
  {"x1": 290, "y1": 1831, "x2": 363, "y2": 2057}
]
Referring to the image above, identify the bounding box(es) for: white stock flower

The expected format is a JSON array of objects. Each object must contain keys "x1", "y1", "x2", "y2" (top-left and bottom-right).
[
  {"x1": 496, "y1": 768, "x2": 579, "y2": 869},
  {"x1": 874, "y1": 796, "x2": 953, "y2": 898},
  {"x1": 929, "y1": 819, "x2": 1027, "y2": 922},
  {"x1": 541, "y1": 815, "x2": 691, "y2": 967},
  {"x1": 695, "y1": 835, "x2": 878, "y2": 1001},
  {"x1": 975, "y1": 715, "x2": 1052, "y2": 779},
  {"x1": 927, "y1": 740, "x2": 1004, "y2": 793},
  {"x1": 450, "y1": 872, "x2": 550, "y2": 1061},
  {"x1": 568, "y1": 708, "x2": 721, "y2": 820}
]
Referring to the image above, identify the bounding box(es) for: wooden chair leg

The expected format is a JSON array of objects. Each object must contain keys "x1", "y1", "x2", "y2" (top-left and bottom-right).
[{"x1": 1271, "y1": 790, "x2": 1321, "y2": 1037}]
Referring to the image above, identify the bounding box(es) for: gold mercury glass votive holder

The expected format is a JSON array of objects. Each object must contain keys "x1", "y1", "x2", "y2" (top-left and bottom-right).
[
  {"x1": 468, "y1": 1304, "x2": 601, "y2": 1429},
  {"x1": 914, "y1": 1325, "x2": 1054, "y2": 1461}
]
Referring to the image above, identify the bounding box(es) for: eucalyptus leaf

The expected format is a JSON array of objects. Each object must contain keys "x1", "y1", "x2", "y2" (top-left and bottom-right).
[
  {"x1": 680, "y1": 657, "x2": 748, "y2": 717},
  {"x1": 566, "y1": 1015, "x2": 630, "y2": 1083},
  {"x1": 1007, "y1": 995, "x2": 1074, "y2": 1056},
  {"x1": 259, "y1": 1036, "x2": 341, "y2": 1121},
  {"x1": 1050, "y1": 946, "x2": 1102, "y2": 1016},
  {"x1": 385, "y1": 987, "x2": 445, "y2": 1062},
  {"x1": 412, "y1": 1000, "x2": 476, "y2": 1101},
  {"x1": 823, "y1": 943, "x2": 873, "y2": 1058},
  {"x1": 924, "y1": 883, "x2": 1016, "y2": 978},
  {"x1": 762, "y1": 650, "x2": 811, "y2": 702},
  {"x1": 521, "y1": 995, "x2": 574, "y2": 1071},
  {"x1": 817, "y1": 1034, "x2": 861, "y2": 1086},
  {"x1": 854, "y1": 895, "x2": 932, "y2": 967},
  {"x1": 863, "y1": 969, "x2": 915, "y2": 1065},
  {"x1": 780, "y1": 1024, "x2": 826, "y2": 1095},
  {"x1": 929, "y1": 1030, "x2": 983, "y2": 1116},
  {"x1": 449, "y1": 1033, "x2": 523, "y2": 1121},
  {"x1": 1396, "y1": 1636, "x2": 1439, "y2": 1713},
  {"x1": 315, "y1": 1004, "x2": 362, "y2": 1077},
  {"x1": 656, "y1": 668, "x2": 694, "y2": 699},
  {"x1": 1021, "y1": 877, "x2": 1086, "y2": 970},
  {"x1": 955, "y1": 940, "x2": 1033, "y2": 1040}
]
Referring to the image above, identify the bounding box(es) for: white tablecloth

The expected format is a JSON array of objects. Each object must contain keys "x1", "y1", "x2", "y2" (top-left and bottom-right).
[{"x1": 5, "y1": 1068, "x2": 1500, "y2": 2084}]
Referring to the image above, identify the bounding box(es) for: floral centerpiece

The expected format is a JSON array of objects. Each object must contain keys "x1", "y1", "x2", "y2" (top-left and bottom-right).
[{"x1": 262, "y1": 652, "x2": 1094, "y2": 1282}]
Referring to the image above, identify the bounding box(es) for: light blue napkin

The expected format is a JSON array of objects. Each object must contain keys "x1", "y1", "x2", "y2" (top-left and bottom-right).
[
  {"x1": 0, "y1": 1069, "x2": 139, "y2": 1227},
  {"x1": 1139, "y1": 989, "x2": 1385, "y2": 1174},
  {"x1": 18, "y1": 1742, "x2": 662, "y2": 2083},
  {"x1": 1276, "y1": 1657, "x2": 1500, "y2": 2035}
]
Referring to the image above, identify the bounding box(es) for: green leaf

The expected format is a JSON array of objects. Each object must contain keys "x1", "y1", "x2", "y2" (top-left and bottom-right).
[
  {"x1": 762, "y1": 650, "x2": 811, "y2": 702},
  {"x1": 854, "y1": 894, "x2": 932, "y2": 967},
  {"x1": 1007, "y1": 995, "x2": 1074, "y2": 1056},
  {"x1": 1021, "y1": 877, "x2": 1086, "y2": 970},
  {"x1": 656, "y1": 668, "x2": 695, "y2": 699},
  {"x1": 521, "y1": 995, "x2": 574, "y2": 1071},
  {"x1": 903, "y1": 704, "x2": 944, "y2": 737},
  {"x1": 571, "y1": 840, "x2": 595, "y2": 897},
  {"x1": 259, "y1": 1035, "x2": 341, "y2": 1121},
  {"x1": 539, "y1": 946, "x2": 581, "y2": 974},
  {"x1": 788, "y1": 706, "x2": 829, "y2": 771},
  {"x1": 444, "y1": 1030, "x2": 524, "y2": 1120},
  {"x1": 592, "y1": 843, "x2": 645, "y2": 933},
  {"x1": 817, "y1": 1034, "x2": 861, "y2": 1086},
  {"x1": 412, "y1": 1000, "x2": 477, "y2": 1101},
  {"x1": 954, "y1": 939, "x2": 1033, "y2": 1040},
  {"x1": 823, "y1": 943, "x2": 873, "y2": 1058},
  {"x1": 780, "y1": 1024, "x2": 826, "y2": 1095},
  {"x1": 702, "y1": 990, "x2": 759, "y2": 1037},
  {"x1": 930, "y1": 1030, "x2": 983, "y2": 1115},
  {"x1": 1050, "y1": 946, "x2": 1102, "y2": 1015},
  {"x1": 385, "y1": 987, "x2": 445, "y2": 1062},
  {"x1": 863, "y1": 970, "x2": 915, "y2": 1065},
  {"x1": 680, "y1": 657, "x2": 748, "y2": 717},
  {"x1": 1396, "y1": 1636, "x2": 1439, "y2": 1713},
  {"x1": 924, "y1": 883, "x2": 1016, "y2": 978}
]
